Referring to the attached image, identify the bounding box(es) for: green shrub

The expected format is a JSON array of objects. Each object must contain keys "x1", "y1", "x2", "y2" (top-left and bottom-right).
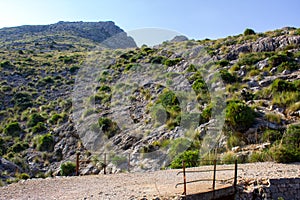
[
  {"x1": 69, "y1": 65, "x2": 80, "y2": 73},
  {"x1": 157, "y1": 90, "x2": 180, "y2": 108},
  {"x1": 237, "y1": 52, "x2": 269, "y2": 66},
  {"x1": 150, "y1": 56, "x2": 166, "y2": 64},
  {"x1": 270, "y1": 124, "x2": 300, "y2": 163},
  {"x1": 186, "y1": 64, "x2": 197, "y2": 72},
  {"x1": 265, "y1": 113, "x2": 282, "y2": 124},
  {"x1": 164, "y1": 58, "x2": 182, "y2": 66},
  {"x1": 60, "y1": 161, "x2": 76, "y2": 176},
  {"x1": 0, "y1": 61, "x2": 13, "y2": 69},
  {"x1": 219, "y1": 69, "x2": 236, "y2": 84},
  {"x1": 271, "y1": 145, "x2": 300, "y2": 163},
  {"x1": 192, "y1": 78, "x2": 208, "y2": 94},
  {"x1": 268, "y1": 54, "x2": 289, "y2": 67},
  {"x1": 200, "y1": 104, "x2": 212, "y2": 123},
  {"x1": 4, "y1": 122, "x2": 23, "y2": 137},
  {"x1": 262, "y1": 129, "x2": 282, "y2": 143},
  {"x1": 13, "y1": 92, "x2": 33, "y2": 110},
  {"x1": 168, "y1": 138, "x2": 191, "y2": 160},
  {"x1": 98, "y1": 85, "x2": 111, "y2": 93},
  {"x1": 244, "y1": 28, "x2": 256, "y2": 36},
  {"x1": 271, "y1": 79, "x2": 297, "y2": 92},
  {"x1": 16, "y1": 173, "x2": 30, "y2": 180},
  {"x1": 32, "y1": 122, "x2": 47, "y2": 134},
  {"x1": 34, "y1": 133, "x2": 54, "y2": 152},
  {"x1": 272, "y1": 91, "x2": 300, "y2": 108},
  {"x1": 216, "y1": 59, "x2": 230, "y2": 67},
  {"x1": 248, "y1": 151, "x2": 267, "y2": 163},
  {"x1": 8, "y1": 141, "x2": 29, "y2": 153},
  {"x1": 49, "y1": 113, "x2": 62, "y2": 124},
  {"x1": 221, "y1": 152, "x2": 237, "y2": 164},
  {"x1": 227, "y1": 132, "x2": 245, "y2": 149},
  {"x1": 284, "y1": 124, "x2": 300, "y2": 148},
  {"x1": 170, "y1": 150, "x2": 199, "y2": 169},
  {"x1": 27, "y1": 113, "x2": 45, "y2": 127},
  {"x1": 9, "y1": 155, "x2": 29, "y2": 171},
  {"x1": 225, "y1": 100, "x2": 255, "y2": 131},
  {"x1": 98, "y1": 117, "x2": 119, "y2": 138}
]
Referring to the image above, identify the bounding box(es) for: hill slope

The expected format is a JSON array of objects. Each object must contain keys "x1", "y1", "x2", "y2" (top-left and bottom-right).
[{"x1": 0, "y1": 25, "x2": 299, "y2": 186}]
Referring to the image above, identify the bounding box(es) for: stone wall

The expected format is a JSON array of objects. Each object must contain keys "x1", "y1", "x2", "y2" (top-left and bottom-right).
[{"x1": 236, "y1": 178, "x2": 300, "y2": 200}]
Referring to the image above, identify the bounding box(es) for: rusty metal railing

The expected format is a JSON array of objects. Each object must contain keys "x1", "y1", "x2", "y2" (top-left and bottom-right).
[{"x1": 176, "y1": 159, "x2": 241, "y2": 196}]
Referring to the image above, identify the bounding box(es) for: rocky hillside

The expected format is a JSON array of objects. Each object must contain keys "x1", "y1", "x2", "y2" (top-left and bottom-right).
[
  {"x1": 0, "y1": 25, "x2": 299, "y2": 186},
  {"x1": 0, "y1": 21, "x2": 136, "y2": 50}
]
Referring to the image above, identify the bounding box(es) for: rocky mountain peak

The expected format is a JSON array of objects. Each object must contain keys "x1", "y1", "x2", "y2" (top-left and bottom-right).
[{"x1": 0, "y1": 21, "x2": 137, "y2": 50}]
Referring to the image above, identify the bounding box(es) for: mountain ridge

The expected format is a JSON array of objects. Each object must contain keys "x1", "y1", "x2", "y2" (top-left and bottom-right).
[{"x1": 0, "y1": 21, "x2": 137, "y2": 50}]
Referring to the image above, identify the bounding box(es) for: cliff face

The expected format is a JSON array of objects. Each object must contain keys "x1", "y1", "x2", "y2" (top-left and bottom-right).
[{"x1": 0, "y1": 21, "x2": 137, "y2": 50}]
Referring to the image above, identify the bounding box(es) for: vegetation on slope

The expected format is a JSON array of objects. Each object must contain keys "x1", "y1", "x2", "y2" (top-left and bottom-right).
[{"x1": 0, "y1": 25, "x2": 299, "y2": 183}]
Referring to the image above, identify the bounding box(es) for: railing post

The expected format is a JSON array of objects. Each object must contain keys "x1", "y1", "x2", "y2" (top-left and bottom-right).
[
  {"x1": 76, "y1": 152, "x2": 80, "y2": 176},
  {"x1": 212, "y1": 159, "x2": 217, "y2": 191},
  {"x1": 103, "y1": 153, "x2": 107, "y2": 175},
  {"x1": 127, "y1": 153, "x2": 131, "y2": 172},
  {"x1": 234, "y1": 159, "x2": 238, "y2": 188},
  {"x1": 182, "y1": 160, "x2": 187, "y2": 196}
]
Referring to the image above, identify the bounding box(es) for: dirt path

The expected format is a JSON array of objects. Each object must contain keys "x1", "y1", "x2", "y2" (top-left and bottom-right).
[{"x1": 0, "y1": 162, "x2": 299, "y2": 200}]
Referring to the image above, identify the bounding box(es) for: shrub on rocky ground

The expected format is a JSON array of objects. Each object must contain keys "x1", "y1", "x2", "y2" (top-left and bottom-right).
[{"x1": 60, "y1": 161, "x2": 76, "y2": 176}]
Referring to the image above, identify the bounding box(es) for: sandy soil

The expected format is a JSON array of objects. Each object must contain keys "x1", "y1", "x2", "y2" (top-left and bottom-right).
[{"x1": 0, "y1": 162, "x2": 299, "y2": 200}]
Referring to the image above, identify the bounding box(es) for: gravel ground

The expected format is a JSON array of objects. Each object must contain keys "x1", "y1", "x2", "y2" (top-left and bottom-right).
[{"x1": 0, "y1": 162, "x2": 299, "y2": 200}]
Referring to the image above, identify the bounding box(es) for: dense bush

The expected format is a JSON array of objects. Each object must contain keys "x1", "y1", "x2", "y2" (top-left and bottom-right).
[
  {"x1": 98, "y1": 117, "x2": 119, "y2": 138},
  {"x1": 216, "y1": 59, "x2": 230, "y2": 67},
  {"x1": 237, "y1": 52, "x2": 269, "y2": 66},
  {"x1": 49, "y1": 113, "x2": 62, "y2": 124},
  {"x1": 271, "y1": 79, "x2": 297, "y2": 92},
  {"x1": 60, "y1": 161, "x2": 76, "y2": 176},
  {"x1": 164, "y1": 58, "x2": 182, "y2": 66},
  {"x1": 244, "y1": 28, "x2": 256, "y2": 36},
  {"x1": 271, "y1": 124, "x2": 300, "y2": 163},
  {"x1": 31, "y1": 122, "x2": 47, "y2": 134},
  {"x1": 27, "y1": 113, "x2": 45, "y2": 127},
  {"x1": 272, "y1": 145, "x2": 299, "y2": 163},
  {"x1": 225, "y1": 100, "x2": 255, "y2": 131},
  {"x1": 69, "y1": 65, "x2": 80, "y2": 73},
  {"x1": 34, "y1": 133, "x2": 54, "y2": 152},
  {"x1": 154, "y1": 90, "x2": 181, "y2": 129},
  {"x1": 219, "y1": 69, "x2": 236, "y2": 84},
  {"x1": 16, "y1": 173, "x2": 30, "y2": 180},
  {"x1": 157, "y1": 90, "x2": 180, "y2": 108},
  {"x1": 150, "y1": 56, "x2": 166, "y2": 64},
  {"x1": 4, "y1": 122, "x2": 23, "y2": 137},
  {"x1": 170, "y1": 150, "x2": 199, "y2": 169},
  {"x1": 13, "y1": 92, "x2": 33, "y2": 110},
  {"x1": 221, "y1": 152, "x2": 237, "y2": 164},
  {"x1": 262, "y1": 129, "x2": 282, "y2": 143},
  {"x1": 192, "y1": 78, "x2": 208, "y2": 94},
  {"x1": 8, "y1": 141, "x2": 29, "y2": 153},
  {"x1": 268, "y1": 53, "x2": 289, "y2": 67}
]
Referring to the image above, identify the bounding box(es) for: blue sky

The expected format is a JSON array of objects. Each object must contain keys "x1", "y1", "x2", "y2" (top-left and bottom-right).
[{"x1": 0, "y1": 0, "x2": 299, "y2": 40}]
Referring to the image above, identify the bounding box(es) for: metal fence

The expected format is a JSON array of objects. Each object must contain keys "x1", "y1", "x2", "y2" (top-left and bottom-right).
[
  {"x1": 175, "y1": 159, "x2": 241, "y2": 196},
  {"x1": 75, "y1": 152, "x2": 132, "y2": 175}
]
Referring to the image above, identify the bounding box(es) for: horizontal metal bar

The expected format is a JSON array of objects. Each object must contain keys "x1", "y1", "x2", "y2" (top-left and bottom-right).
[
  {"x1": 177, "y1": 168, "x2": 244, "y2": 175},
  {"x1": 176, "y1": 179, "x2": 213, "y2": 188},
  {"x1": 175, "y1": 177, "x2": 236, "y2": 188}
]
